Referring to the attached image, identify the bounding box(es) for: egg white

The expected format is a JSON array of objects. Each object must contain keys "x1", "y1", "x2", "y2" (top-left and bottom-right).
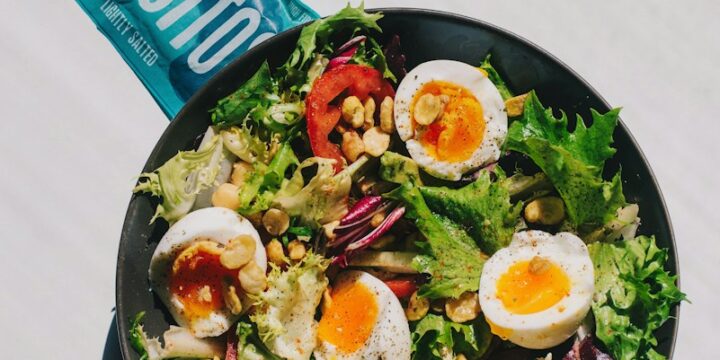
[
  {"x1": 394, "y1": 60, "x2": 507, "y2": 180},
  {"x1": 478, "y1": 231, "x2": 594, "y2": 349},
  {"x1": 314, "y1": 271, "x2": 411, "y2": 360},
  {"x1": 149, "y1": 207, "x2": 266, "y2": 338}
]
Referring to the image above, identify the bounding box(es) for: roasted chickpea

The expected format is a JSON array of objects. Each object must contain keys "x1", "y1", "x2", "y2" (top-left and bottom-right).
[{"x1": 211, "y1": 183, "x2": 240, "y2": 210}]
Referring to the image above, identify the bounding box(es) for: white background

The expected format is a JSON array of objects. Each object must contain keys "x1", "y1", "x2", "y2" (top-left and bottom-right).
[{"x1": 1, "y1": 0, "x2": 718, "y2": 358}]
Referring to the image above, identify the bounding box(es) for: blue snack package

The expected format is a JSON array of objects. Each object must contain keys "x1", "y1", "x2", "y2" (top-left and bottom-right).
[{"x1": 77, "y1": 0, "x2": 318, "y2": 118}]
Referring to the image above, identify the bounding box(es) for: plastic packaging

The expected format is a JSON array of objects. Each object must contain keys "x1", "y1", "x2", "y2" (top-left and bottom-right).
[{"x1": 77, "y1": 0, "x2": 318, "y2": 118}]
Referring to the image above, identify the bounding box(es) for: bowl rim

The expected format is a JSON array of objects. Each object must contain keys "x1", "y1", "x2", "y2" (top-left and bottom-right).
[{"x1": 115, "y1": 7, "x2": 680, "y2": 359}]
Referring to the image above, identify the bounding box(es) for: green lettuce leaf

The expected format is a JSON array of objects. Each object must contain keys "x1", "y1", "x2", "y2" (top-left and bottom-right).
[
  {"x1": 134, "y1": 135, "x2": 225, "y2": 224},
  {"x1": 379, "y1": 151, "x2": 423, "y2": 186},
  {"x1": 210, "y1": 60, "x2": 306, "y2": 135},
  {"x1": 505, "y1": 91, "x2": 625, "y2": 228},
  {"x1": 479, "y1": 54, "x2": 513, "y2": 100},
  {"x1": 220, "y1": 125, "x2": 274, "y2": 164},
  {"x1": 283, "y1": 3, "x2": 382, "y2": 71},
  {"x1": 411, "y1": 314, "x2": 493, "y2": 360},
  {"x1": 236, "y1": 320, "x2": 283, "y2": 360},
  {"x1": 212, "y1": 4, "x2": 385, "y2": 135},
  {"x1": 211, "y1": 61, "x2": 276, "y2": 127},
  {"x1": 273, "y1": 155, "x2": 368, "y2": 227},
  {"x1": 129, "y1": 312, "x2": 149, "y2": 360},
  {"x1": 589, "y1": 236, "x2": 686, "y2": 360},
  {"x1": 386, "y1": 184, "x2": 485, "y2": 299},
  {"x1": 350, "y1": 36, "x2": 396, "y2": 82},
  {"x1": 237, "y1": 142, "x2": 299, "y2": 215},
  {"x1": 419, "y1": 168, "x2": 523, "y2": 254}
]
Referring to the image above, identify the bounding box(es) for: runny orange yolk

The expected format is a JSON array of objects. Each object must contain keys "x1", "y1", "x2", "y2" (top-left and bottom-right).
[
  {"x1": 169, "y1": 241, "x2": 241, "y2": 320},
  {"x1": 496, "y1": 257, "x2": 571, "y2": 314},
  {"x1": 317, "y1": 281, "x2": 379, "y2": 353},
  {"x1": 411, "y1": 80, "x2": 486, "y2": 162}
]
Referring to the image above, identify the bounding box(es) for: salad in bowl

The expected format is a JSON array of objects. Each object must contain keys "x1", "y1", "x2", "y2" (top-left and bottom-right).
[{"x1": 126, "y1": 5, "x2": 684, "y2": 360}]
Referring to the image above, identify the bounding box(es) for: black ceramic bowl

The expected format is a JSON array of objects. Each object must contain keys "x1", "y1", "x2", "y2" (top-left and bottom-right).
[{"x1": 116, "y1": 8, "x2": 680, "y2": 359}]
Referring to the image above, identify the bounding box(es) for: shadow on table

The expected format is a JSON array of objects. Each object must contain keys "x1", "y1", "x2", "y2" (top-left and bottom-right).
[{"x1": 103, "y1": 314, "x2": 123, "y2": 360}]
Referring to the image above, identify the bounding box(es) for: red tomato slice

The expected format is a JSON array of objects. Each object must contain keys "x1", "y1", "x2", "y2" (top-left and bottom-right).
[
  {"x1": 306, "y1": 64, "x2": 395, "y2": 173},
  {"x1": 384, "y1": 278, "x2": 418, "y2": 299}
]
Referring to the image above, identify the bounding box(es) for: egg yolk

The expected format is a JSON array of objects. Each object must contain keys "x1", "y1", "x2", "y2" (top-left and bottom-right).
[
  {"x1": 169, "y1": 241, "x2": 241, "y2": 320},
  {"x1": 496, "y1": 257, "x2": 570, "y2": 314},
  {"x1": 317, "y1": 281, "x2": 379, "y2": 353},
  {"x1": 411, "y1": 81, "x2": 486, "y2": 162}
]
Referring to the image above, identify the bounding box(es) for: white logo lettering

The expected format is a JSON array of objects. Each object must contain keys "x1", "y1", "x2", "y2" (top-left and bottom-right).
[
  {"x1": 138, "y1": 0, "x2": 173, "y2": 13},
  {"x1": 169, "y1": 0, "x2": 245, "y2": 50},
  {"x1": 187, "y1": 7, "x2": 261, "y2": 74},
  {"x1": 155, "y1": 0, "x2": 201, "y2": 31}
]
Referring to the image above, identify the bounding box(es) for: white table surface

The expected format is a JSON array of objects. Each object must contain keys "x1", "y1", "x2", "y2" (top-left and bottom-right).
[{"x1": 1, "y1": 0, "x2": 718, "y2": 358}]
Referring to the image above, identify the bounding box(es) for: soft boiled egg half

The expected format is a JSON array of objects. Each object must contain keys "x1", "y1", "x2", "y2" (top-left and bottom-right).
[
  {"x1": 478, "y1": 231, "x2": 594, "y2": 349},
  {"x1": 394, "y1": 60, "x2": 507, "y2": 180},
  {"x1": 314, "y1": 271, "x2": 411, "y2": 360},
  {"x1": 149, "y1": 207, "x2": 267, "y2": 338}
]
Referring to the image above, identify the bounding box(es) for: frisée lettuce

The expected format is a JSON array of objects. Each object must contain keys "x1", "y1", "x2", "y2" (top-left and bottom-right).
[
  {"x1": 251, "y1": 252, "x2": 329, "y2": 360},
  {"x1": 134, "y1": 135, "x2": 225, "y2": 224}
]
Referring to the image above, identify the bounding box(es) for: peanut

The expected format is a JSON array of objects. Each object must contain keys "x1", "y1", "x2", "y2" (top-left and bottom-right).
[
  {"x1": 222, "y1": 282, "x2": 243, "y2": 315},
  {"x1": 362, "y1": 127, "x2": 390, "y2": 157},
  {"x1": 341, "y1": 96, "x2": 365, "y2": 128},
  {"x1": 363, "y1": 97, "x2": 376, "y2": 131},
  {"x1": 529, "y1": 256, "x2": 551, "y2": 275},
  {"x1": 405, "y1": 291, "x2": 430, "y2": 321},
  {"x1": 237, "y1": 260, "x2": 267, "y2": 294},
  {"x1": 287, "y1": 240, "x2": 306, "y2": 261},
  {"x1": 219, "y1": 235, "x2": 256, "y2": 270},
  {"x1": 379, "y1": 96, "x2": 394, "y2": 133},
  {"x1": 265, "y1": 239, "x2": 287, "y2": 266},
  {"x1": 414, "y1": 93, "x2": 443, "y2": 125},
  {"x1": 262, "y1": 208, "x2": 290, "y2": 236},
  {"x1": 524, "y1": 197, "x2": 565, "y2": 225},
  {"x1": 445, "y1": 291, "x2": 481, "y2": 323},
  {"x1": 341, "y1": 130, "x2": 365, "y2": 163},
  {"x1": 370, "y1": 213, "x2": 385, "y2": 228}
]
